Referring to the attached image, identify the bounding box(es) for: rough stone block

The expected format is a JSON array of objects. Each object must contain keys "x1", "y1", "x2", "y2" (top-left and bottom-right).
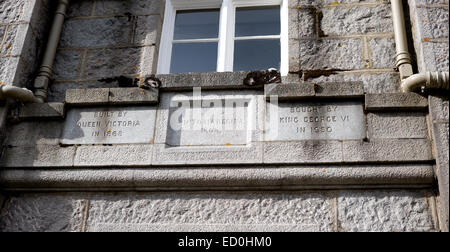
[
  {"x1": 0, "y1": 0, "x2": 28, "y2": 23},
  {"x1": 86, "y1": 192, "x2": 334, "y2": 232},
  {"x1": 343, "y1": 139, "x2": 433, "y2": 163},
  {"x1": 414, "y1": 0, "x2": 448, "y2": 4},
  {"x1": 74, "y1": 145, "x2": 153, "y2": 167},
  {"x1": 1, "y1": 23, "x2": 34, "y2": 57},
  {"x1": 156, "y1": 71, "x2": 252, "y2": 90},
  {"x1": 83, "y1": 46, "x2": 156, "y2": 79},
  {"x1": 18, "y1": 102, "x2": 65, "y2": 120},
  {"x1": 264, "y1": 141, "x2": 343, "y2": 164},
  {"x1": 48, "y1": 80, "x2": 119, "y2": 103},
  {"x1": 315, "y1": 82, "x2": 364, "y2": 97},
  {"x1": 94, "y1": 0, "x2": 163, "y2": 16},
  {"x1": 265, "y1": 82, "x2": 364, "y2": 99},
  {"x1": 321, "y1": 5, "x2": 394, "y2": 36},
  {"x1": 420, "y1": 42, "x2": 449, "y2": 72},
  {"x1": 60, "y1": 17, "x2": 133, "y2": 48},
  {"x1": 265, "y1": 82, "x2": 315, "y2": 100},
  {"x1": 0, "y1": 145, "x2": 75, "y2": 167},
  {"x1": 109, "y1": 87, "x2": 159, "y2": 104},
  {"x1": 0, "y1": 56, "x2": 20, "y2": 86},
  {"x1": 431, "y1": 122, "x2": 449, "y2": 233},
  {"x1": 66, "y1": 0, "x2": 94, "y2": 18},
  {"x1": 134, "y1": 15, "x2": 161, "y2": 45},
  {"x1": 53, "y1": 49, "x2": 83, "y2": 80},
  {"x1": 414, "y1": 6, "x2": 449, "y2": 39},
  {"x1": 367, "y1": 112, "x2": 428, "y2": 139},
  {"x1": 365, "y1": 93, "x2": 429, "y2": 111},
  {"x1": 289, "y1": 39, "x2": 300, "y2": 73},
  {"x1": 297, "y1": 8, "x2": 315, "y2": 38},
  {"x1": 338, "y1": 190, "x2": 437, "y2": 232},
  {"x1": 299, "y1": 39, "x2": 364, "y2": 70},
  {"x1": 0, "y1": 25, "x2": 5, "y2": 41},
  {"x1": 65, "y1": 87, "x2": 159, "y2": 106},
  {"x1": 308, "y1": 72, "x2": 401, "y2": 94},
  {"x1": 0, "y1": 194, "x2": 85, "y2": 232},
  {"x1": 369, "y1": 37, "x2": 396, "y2": 69},
  {"x1": 152, "y1": 142, "x2": 263, "y2": 166},
  {"x1": 65, "y1": 88, "x2": 109, "y2": 105},
  {"x1": 429, "y1": 95, "x2": 449, "y2": 122}
]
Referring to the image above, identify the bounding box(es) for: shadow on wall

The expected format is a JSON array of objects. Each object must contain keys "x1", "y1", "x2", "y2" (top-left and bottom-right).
[
  {"x1": 47, "y1": 0, "x2": 162, "y2": 102},
  {"x1": 0, "y1": 117, "x2": 74, "y2": 168}
]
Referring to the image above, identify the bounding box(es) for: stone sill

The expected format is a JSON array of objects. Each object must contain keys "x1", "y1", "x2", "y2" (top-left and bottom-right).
[
  {"x1": 265, "y1": 82, "x2": 365, "y2": 100},
  {"x1": 65, "y1": 87, "x2": 159, "y2": 106},
  {"x1": 156, "y1": 71, "x2": 262, "y2": 91},
  {"x1": 0, "y1": 164, "x2": 435, "y2": 191},
  {"x1": 365, "y1": 93, "x2": 429, "y2": 111},
  {"x1": 266, "y1": 83, "x2": 429, "y2": 111}
]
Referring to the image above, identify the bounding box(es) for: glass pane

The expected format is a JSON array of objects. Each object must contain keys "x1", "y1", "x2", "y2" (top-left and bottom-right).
[
  {"x1": 233, "y1": 39, "x2": 280, "y2": 71},
  {"x1": 174, "y1": 9, "x2": 220, "y2": 40},
  {"x1": 170, "y1": 42, "x2": 218, "y2": 73},
  {"x1": 235, "y1": 6, "x2": 280, "y2": 37}
]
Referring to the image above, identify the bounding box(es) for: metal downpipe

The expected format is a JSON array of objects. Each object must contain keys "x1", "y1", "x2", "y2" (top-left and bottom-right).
[
  {"x1": 391, "y1": 0, "x2": 414, "y2": 80},
  {"x1": 402, "y1": 71, "x2": 450, "y2": 92},
  {"x1": 33, "y1": 0, "x2": 70, "y2": 103},
  {"x1": 391, "y1": 0, "x2": 449, "y2": 92}
]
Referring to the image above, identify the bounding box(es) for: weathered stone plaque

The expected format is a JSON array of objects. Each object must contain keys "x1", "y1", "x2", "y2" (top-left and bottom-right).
[
  {"x1": 265, "y1": 101, "x2": 365, "y2": 141},
  {"x1": 61, "y1": 106, "x2": 156, "y2": 145},
  {"x1": 166, "y1": 98, "x2": 253, "y2": 146},
  {"x1": 152, "y1": 91, "x2": 264, "y2": 165}
]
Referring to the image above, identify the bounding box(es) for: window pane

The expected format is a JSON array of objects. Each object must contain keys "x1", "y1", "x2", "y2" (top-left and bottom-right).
[
  {"x1": 233, "y1": 39, "x2": 280, "y2": 71},
  {"x1": 170, "y1": 43, "x2": 218, "y2": 73},
  {"x1": 235, "y1": 6, "x2": 280, "y2": 37},
  {"x1": 174, "y1": 9, "x2": 220, "y2": 40}
]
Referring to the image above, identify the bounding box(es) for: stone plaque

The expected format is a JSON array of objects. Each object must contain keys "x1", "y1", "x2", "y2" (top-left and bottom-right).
[
  {"x1": 266, "y1": 101, "x2": 365, "y2": 141},
  {"x1": 166, "y1": 98, "x2": 253, "y2": 146},
  {"x1": 61, "y1": 106, "x2": 156, "y2": 145}
]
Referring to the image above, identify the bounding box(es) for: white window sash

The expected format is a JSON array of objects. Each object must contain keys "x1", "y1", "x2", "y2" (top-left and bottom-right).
[
  {"x1": 157, "y1": 0, "x2": 288, "y2": 75},
  {"x1": 172, "y1": 38, "x2": 220, "y2": 44}
]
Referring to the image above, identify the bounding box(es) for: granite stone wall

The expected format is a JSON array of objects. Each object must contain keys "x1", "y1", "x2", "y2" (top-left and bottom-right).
[
  {"x1": 0, "y1": 0, "x2": 448, "y2": 232},
  {"x1": 0, "y1": 0, "x2": 52, "y2": 161},
  {"x1": 295, "y1": 0, "x2": 402, "y2": 94},
  {"x1": 0, "y1": 190, "x2": 440, "y2": 232},
  {"x1": 0, "y1": 0, "x2": 51, "y2": 88},
  {"x1": 47, "y1": 0, "x2": 162, "y2": 102},
  {"x1": 408, "y1": 0, "x2": 449, "y2": 232}
]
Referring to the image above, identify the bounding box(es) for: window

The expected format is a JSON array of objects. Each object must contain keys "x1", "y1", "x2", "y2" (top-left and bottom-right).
[{"x1": 158, "y1": 0, "x2": 288, "y2": 75}]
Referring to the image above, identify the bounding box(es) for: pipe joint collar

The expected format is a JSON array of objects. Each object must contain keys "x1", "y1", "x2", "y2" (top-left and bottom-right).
[
  {"x1": 428, "y1": 71, "x2": 450, "y2": 90},
  {"x1": 395, "y1": 52, "x2": 412, "y2": 68}
]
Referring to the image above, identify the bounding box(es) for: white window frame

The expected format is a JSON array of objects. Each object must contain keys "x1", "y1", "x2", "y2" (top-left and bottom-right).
[{"x1": 157, "y1": 0, "x2": 289, "y2": 76}]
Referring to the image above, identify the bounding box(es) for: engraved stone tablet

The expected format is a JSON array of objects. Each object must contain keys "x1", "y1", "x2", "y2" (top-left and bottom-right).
[
  {"x1": 61, "y1": 106, "x2": 156, "y2": 145},
  {"x1": 266, "y1": 101, "x2": 365, "y2": 141},
  {"x1": 166, "y1": 97, "x2": 253, "y2": 146}
]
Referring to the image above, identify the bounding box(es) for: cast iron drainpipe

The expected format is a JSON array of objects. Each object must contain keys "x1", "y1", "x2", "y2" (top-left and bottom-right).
[
  {"x1": 0, "y1": 0, "x2": 70, "y2": 103},
  {"x1": 390, "y1": 0, "x2": 449, "y2": 92}
]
